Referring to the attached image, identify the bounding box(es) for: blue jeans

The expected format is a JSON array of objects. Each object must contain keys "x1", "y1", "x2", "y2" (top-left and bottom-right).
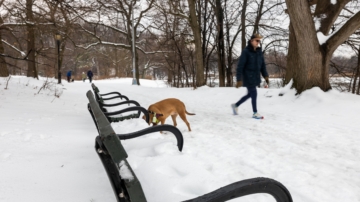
[{"x1": 235, "y1": 86, "x2": 257, "y2": 113}]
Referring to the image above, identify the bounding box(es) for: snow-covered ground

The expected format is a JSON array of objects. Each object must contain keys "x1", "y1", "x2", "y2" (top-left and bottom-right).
[{"x1": 0, "y1": 76, "x2": 359, "y2": 202}]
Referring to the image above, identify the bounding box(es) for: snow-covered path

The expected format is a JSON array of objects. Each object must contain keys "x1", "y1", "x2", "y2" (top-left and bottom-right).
[{"x1": 1, "y1": 77, "x2": 359, "y2": 202}]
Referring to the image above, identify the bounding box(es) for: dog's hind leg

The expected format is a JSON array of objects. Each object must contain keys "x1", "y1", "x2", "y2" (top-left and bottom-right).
[
  {"x1": 171, "y1": 114, "x2": 178, "y2": 127},
  {"x1": 179, "y1": 113, "x2": 191, "y2": 131}
]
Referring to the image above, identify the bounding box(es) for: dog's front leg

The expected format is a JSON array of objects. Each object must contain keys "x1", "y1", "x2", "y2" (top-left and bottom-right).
[{"x1": 159, "y1": 119, "x2": 166, "y2": 134}]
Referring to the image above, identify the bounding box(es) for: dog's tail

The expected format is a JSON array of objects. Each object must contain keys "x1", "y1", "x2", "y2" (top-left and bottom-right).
[{"x1": 185, "y1": 110, "x2": 196, "y2": 115}]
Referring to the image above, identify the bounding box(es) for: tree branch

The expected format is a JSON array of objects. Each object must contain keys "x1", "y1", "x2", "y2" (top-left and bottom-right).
[{"x1": 326, "y1": 11, "x2": 360, "y2": 55}]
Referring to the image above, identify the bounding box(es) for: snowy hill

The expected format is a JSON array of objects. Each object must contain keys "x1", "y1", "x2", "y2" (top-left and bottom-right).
[{"x1": 0, "y1": 76, "x2": 359, "y2": 202}]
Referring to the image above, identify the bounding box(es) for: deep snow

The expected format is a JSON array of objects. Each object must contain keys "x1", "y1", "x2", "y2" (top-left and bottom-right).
[{"x1": 0, "y1": 76, "x2": 359, "y2": 202}]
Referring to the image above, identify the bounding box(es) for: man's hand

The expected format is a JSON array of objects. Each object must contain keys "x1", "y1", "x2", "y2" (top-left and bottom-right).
[
  {"x1": 265, "y1": 77, "x2": 270, "y2": 88},
  {"x1": 235, "y1": 81, "x2": 242, "y2": 88}
]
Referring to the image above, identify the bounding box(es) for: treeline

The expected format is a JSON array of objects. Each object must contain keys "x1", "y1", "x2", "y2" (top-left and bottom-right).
[{"x1": 0, "y1": 0, "x2": 359, "y2": 94}]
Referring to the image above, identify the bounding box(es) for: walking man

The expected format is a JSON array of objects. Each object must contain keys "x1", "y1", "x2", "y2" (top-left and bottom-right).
[
  {"x1": 87, "y1": 70, "x2": 93, "y2": 83},
  {"x1": 66, "y1": 70, "x2": 72, "y2": 82},
  {"x1": 231, "y1": 33, "x2": 269, "y2": 119}
]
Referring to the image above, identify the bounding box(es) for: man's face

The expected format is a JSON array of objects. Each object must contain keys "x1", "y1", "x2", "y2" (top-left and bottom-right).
[{"x1": 251, "y1": 38, "x2": 261, "y2": 48}]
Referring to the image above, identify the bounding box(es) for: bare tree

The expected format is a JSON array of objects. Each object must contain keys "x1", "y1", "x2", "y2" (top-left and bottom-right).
[
  {"x1": 285, "y1": 0, "x2": 360, "y2": 94},
  {"x1": 212, "y1": 0, "x2": 226, "y2": 87},
  {"x1": 188, "y1": 0, "x2": 205, "y2": 87}
]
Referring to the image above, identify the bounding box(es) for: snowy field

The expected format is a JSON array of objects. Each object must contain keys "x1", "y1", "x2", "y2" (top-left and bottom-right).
[{"x1": 0, "y1": 76, "x2": 359, "y2": 202}]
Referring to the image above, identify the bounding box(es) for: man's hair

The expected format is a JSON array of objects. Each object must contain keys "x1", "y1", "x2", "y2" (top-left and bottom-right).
[{"x1": 251, "y1": 33, "x2": 263, "y2": 40}]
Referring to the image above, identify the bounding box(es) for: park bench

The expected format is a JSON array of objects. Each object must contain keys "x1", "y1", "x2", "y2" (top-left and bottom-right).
[
  {"x1": 87, "y1": 90, "x2": 183, "y2": 202},
  {"x1": 86, "y1": 90, "x2": 293, "y2": 202},
  {"x1": 89, "y1": 83, "x2": 149, "y2": 125}
]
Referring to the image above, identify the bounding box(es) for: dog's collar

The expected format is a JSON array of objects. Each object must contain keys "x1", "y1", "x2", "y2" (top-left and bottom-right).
[{"x1": 148, "y1": 110, "x2": 163, "y2": 117}]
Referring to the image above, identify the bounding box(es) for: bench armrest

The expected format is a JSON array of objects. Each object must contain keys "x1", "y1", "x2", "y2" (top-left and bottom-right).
[
  {"x1": 101, "y1": 100, "x2": 140, "y2": 108},
  {"x1": 100, "y1": 91, "x2": 123, "y2": 97},
  {"x1": 183, "y1": 177, "x2": 292, "y2": 202},
  {"x1": 102, "y1": 94, "x2": 129, "y2": 101},
  {"x1": 117, "y1": 124, "x2": 184, "y2": 152}
]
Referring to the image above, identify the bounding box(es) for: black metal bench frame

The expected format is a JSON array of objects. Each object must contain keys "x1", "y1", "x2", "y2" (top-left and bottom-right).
[{"x1": 89, "y1": 83, "x2": 150, "y2": 124}]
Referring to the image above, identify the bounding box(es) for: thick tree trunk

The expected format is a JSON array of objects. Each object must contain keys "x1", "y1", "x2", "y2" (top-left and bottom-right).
[
  {"x1": 285, "y1": 0, "x2": 331, "y2": 93},
  {"x1": 285, "y1": 0, "x2": 360, "y2": 94},
  {"x1": 214, "y1": 0, "x2": 226, "y2": 87},
  {"x1": 284, "y1": 23, "x2": 296, "y2": 85},
  {"x1": 26, "y1": 0, "x2": 37, "y2": 79},
  {"x1": 188, "y1": 0, "x2": 205, "y2": 87}
]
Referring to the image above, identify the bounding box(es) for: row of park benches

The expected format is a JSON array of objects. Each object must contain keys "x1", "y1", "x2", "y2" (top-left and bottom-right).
[{"x1": 86, "y1": 83, "x2": 293, "y2": 202}]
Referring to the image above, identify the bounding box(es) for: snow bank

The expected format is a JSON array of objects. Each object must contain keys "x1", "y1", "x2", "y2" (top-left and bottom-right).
[{"x1": 1, "y1": 76, "x2": 360, "y2": 202}]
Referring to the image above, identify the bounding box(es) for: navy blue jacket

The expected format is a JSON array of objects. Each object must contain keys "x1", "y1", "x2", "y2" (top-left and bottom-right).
[
  {"x1": 87, "y1": 70, "x2": 93, "y2": 78},
  {"x1": 236, "y1": 41, "x2": 269, "y2": 87},
  {"x1": 66, "y1": 71, "x2": 71, "y2": 77}
]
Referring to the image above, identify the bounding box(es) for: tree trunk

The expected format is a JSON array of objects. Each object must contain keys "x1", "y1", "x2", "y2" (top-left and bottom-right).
[
  {"x1": 224, "y1": 0, "x2": 233, "y2": 87},
  {"x1": 253, "y1": 0, "x2": 265, "y2": 35},
  {"x1": 201, "y1": 0, "x2": 208, "y2": 85},
  {"x1": 285, "y1": 0, "x2": 331, "y2": 93},
  {"x1": 0, "y1": 37, "x2": 9, "y2": 77},
  {"x1": 135, "y1": 49, "x2": 140, "y2": 85},
  {"x1": 285, "y1": 0, "x2": 360, "y2": 94},
  {"x1": 354, "y1": 49, "x2": 360, "y2": 94},
  {"x1": 26, "y1": 0, "x2": 37, "y2": 79},
  {"x1": 284, "y1": 23, "x2": 296, "y2": 85},
  {"x1": 241, "y1": 0, "x2": 248, "y2": 50},
  {"x1": 0, "y1": 16, "x2": 9, "y2": 77},
  {"x1": 188, "y1": 0, "x2": 205, "y2": 87},
  {"x1": 354, "y1": 50, "x2": 360, "y2": 95},
  {"x1": 214, "y1": 0, "x2": 226, "y2": 87},
  {"x1": 167, "y1": 66, "x2": 173, "y2": 84}
]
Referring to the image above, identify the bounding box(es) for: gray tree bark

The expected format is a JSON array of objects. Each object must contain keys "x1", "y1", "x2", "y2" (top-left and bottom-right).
[
  {"x1": 285, "y1": 0, "x2": 360, "y2": 94},
  {"x1": 26, "y1": 0, "x2": 38, "y2": 79},
  {"x1": 188, "y1": 0, "x2": 205, "y2": 87},
  {"x1": 0, "y1": 17, "x2": 9, "y2": 77},
  {"x1": 214, "y1": 0, "x2": 226, "y2": 87}
]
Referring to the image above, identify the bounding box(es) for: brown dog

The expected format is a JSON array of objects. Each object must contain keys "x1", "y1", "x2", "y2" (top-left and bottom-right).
[{"x1": 145, "y1": 98, "x2": 195, "y2": 131}]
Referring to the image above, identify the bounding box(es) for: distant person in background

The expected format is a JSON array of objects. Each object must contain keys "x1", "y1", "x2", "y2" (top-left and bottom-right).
[
  {"x1": 231, "y1": 33, "x2": 269, "y2": 119},
  {"x1": 82, "y1": 72, "x2": 87, "y2": 82},
  {"x1": 66, "y1": 70, "x2": 72, "y2": 82},
  {"x1": 87, "y1": 70, "x2": 93, "y2": 83}
]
